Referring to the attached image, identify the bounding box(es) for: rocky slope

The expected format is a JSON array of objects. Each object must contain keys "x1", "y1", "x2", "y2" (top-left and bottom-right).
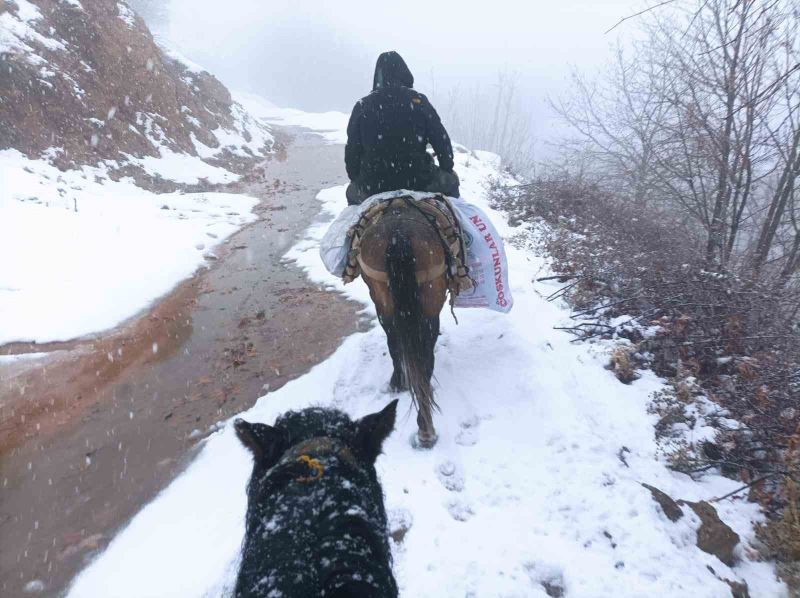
[{"x1": 0, "y1": 0, "x2": 270, "y2": 180}]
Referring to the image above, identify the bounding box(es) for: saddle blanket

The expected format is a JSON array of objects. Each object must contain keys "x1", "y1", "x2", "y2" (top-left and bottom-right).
[{"x1": 319, "y1": 190, "x2": 512, "y2": 313}]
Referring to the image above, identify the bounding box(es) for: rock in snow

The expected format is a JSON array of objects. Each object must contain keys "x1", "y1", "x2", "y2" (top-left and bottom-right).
[{"x1": 643, "y1": 483, "x2": 742, "y2": 567}]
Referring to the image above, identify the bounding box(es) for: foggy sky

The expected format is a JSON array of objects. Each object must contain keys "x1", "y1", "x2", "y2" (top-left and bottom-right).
[{"x1": 137, "y1": 0, "x2": 641, "y2": 144}]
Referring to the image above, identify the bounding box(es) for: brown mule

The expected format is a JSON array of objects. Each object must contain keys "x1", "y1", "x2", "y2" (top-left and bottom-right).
[{"x1": 358, "y1": 205, "x2": 449, "y2": 448}]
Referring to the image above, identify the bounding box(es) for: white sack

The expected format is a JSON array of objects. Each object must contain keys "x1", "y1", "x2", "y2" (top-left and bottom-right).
[{"x1": 450, "y1": 197, "x2": 513, "y2": 313}]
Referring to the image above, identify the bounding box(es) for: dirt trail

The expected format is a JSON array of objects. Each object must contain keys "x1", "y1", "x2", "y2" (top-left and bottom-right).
[{"x1": 0, "y1": 129, "x2": 364, "y2": 597}]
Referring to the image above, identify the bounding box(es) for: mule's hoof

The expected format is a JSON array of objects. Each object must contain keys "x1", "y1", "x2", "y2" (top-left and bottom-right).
[{"x1": 411, "y1": 431, "x2": 438, "y2": 450}]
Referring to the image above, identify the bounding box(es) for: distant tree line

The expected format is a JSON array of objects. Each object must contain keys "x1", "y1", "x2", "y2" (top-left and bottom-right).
[{"x1": 431, "y1": 71, "x2": 539, "y2": 176}]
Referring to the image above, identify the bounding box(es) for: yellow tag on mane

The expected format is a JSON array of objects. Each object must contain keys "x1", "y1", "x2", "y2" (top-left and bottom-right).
[
  {"x1": 296, "y1": 454, "x2": 324, "y2": 483},
  {"x1": 411, "y1": 97, "x2": 422, "y2": 104}
]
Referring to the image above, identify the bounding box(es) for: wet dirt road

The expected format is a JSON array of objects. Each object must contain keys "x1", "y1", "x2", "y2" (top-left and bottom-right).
[{"x1": 0, "y1": 129, "x2": 365, "y2": 597}]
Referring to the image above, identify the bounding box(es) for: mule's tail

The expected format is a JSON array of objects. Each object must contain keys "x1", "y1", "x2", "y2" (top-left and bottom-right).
[{"x1": 385, "y1": 231, "x2": 437, "y2": 412}]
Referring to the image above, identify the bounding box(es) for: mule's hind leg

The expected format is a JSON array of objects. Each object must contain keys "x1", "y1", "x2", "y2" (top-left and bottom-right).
[
  {"x1": 422, "y1": 315, "x2": 440, "y2": 380},
  {"x1": 378, "y1": 315, "x2": 406, "y2": 392},
  {"x1": 414, "y1": 315, "x2": 441, "y2": 448},
  {"x1": 416, "y1": 406, "x2": 436, "y2": 448}
]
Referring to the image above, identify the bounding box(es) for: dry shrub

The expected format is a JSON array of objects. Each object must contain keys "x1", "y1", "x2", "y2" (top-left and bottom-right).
[
  {"x1": 607, "y1": 346, "x2": 640, "y2": 384},
  {"x1": 759, "y1": 478, "x2": 800, "y2": 560},
  {"x1": 759, "y1": 474, "x2": 800, "y2": 593}
]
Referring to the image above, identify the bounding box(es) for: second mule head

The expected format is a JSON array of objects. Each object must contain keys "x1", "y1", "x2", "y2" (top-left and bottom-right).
[{"x1": 233, "y1": 400, "x2": 399, "y2": 598}]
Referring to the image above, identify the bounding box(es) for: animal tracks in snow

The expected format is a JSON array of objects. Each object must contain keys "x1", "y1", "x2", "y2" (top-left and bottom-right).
[
  {"x1": 435, "y1": 459, "x2": 465, "y2": 492},
  {"x1": 454, "y1": 415, "x2": 480, "y2": 447},
  {"x1": 524, "y1": 561, "x2": 567, "y2": 597},
  {"x1": 388, "y1": 508, "x2": 413, "y2": 545},
  {"x1": 446, "y1": 498, "x2": 475, "y2": 522}
]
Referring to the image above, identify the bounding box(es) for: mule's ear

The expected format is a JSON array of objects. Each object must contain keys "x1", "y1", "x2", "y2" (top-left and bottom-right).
[
  {"x1": 354, "y1": 399, "x2": 398, "y2": 463},
  {"x1": 234, "y1": 419, "x2": 285, "y2": 465}
]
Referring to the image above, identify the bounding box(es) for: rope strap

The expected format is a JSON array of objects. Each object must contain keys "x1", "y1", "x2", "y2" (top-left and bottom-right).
[{"x1": 357, "y1": 254, "x2": 447, "y2": 284}]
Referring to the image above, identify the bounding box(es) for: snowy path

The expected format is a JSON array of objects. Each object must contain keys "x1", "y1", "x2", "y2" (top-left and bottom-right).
[{"x1": 67, "y1": 150, "x2": 784, "y2": 597}]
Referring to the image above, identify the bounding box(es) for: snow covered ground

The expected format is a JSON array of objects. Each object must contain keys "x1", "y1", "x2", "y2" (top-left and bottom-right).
[
  {"x1": 67, "y1": 142, "x2": 786, "y2": 596},
  {"x1": 236, "y1": 92, "x2": 349, "y2": 144},
  {"x1": 1, "y1": 3, "x2": 277, "y2": 346},
  {"x1": 0, "y1": 149, "x2": 258, "y2": 345},
  {"x1": 0, "y1": 352, "x2": 48, "y2": 365}
]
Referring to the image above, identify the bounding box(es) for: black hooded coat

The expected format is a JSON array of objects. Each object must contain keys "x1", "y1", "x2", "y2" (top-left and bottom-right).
[{"x1": 345, "y1": 51, "x2": 455, "y2": 196}]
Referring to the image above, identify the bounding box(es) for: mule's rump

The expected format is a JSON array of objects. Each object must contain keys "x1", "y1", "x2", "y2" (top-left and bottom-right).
[
  {"x1": 320, "y1": 190, "x2": 513, "y2": 312},
  {"x1": 359, "y1": 207, "x2": 449, "y2": 318}
]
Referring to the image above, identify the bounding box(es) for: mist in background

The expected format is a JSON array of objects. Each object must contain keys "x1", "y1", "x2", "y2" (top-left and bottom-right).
[{"x1": 131, "y1": 0, "x2": 641, "y2": 165}]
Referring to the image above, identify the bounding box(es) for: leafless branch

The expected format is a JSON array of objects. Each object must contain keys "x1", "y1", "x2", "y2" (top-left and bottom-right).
[{"x1": 606, "y1": 0, "x2": 681, "y2": 34}]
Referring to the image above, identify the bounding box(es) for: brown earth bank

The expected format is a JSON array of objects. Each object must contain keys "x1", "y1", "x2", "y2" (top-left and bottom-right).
[
  {"x1": 0, "y1": 129, "x2": 365, "y2": 597},
  {"x1": 0, "y1": 0, "x2": 268, "y2": 173}
]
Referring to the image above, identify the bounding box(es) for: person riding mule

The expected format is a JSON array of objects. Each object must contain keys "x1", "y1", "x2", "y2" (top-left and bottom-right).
[{"x1": 345, "y1": 51, "x2": 460, "y2": 205}]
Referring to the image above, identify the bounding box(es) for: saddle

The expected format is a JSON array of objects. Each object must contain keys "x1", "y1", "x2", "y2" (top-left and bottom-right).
[{"x1": 342, "y1": 193, "x2": 473, "y2": 301}]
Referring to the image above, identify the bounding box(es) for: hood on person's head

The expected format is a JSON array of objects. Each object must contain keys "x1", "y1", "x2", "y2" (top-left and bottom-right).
[{"x1": 373, "y1": 51, "x2": 414, "y2": 90}]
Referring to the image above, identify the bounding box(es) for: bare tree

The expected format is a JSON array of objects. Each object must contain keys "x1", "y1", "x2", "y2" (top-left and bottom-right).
[
  {"x1": 555, "y1": 0, "x2": 799, "y2": 277},
  {"x1": 653, "y1": 0, "x2": 783, "y2": 266},
  {"x1": 751, "y1": 8, "x2": 800, "y2": 281},
  {"x1": 550, "y1": 44, "x2": 670, "y2": 205}
]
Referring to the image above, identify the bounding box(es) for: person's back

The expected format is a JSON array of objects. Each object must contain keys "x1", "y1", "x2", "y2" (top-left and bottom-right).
[{"x1": 345, "y1": 51, "x2": 459, "y2": 204}]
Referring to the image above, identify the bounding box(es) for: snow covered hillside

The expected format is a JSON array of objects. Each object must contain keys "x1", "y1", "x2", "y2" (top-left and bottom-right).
[
  {"x1": 0, "y1": 1, "x2": 278, "y2": 345},
  {"x1": 236, "y1": 92, "x2": 349, "y2": 144},
  {"x1": 0, "y1": 150, "x2": 259, "y2": 344},
  {"x1": 1, "y1": 0, "x2": 272, "y2": 173},
  {"x1": 0, "y1": 100, "x2": 271, "y2": 345},
  {"x1": 66, "y1": 142, "x2": 786, "y2": 597}
]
